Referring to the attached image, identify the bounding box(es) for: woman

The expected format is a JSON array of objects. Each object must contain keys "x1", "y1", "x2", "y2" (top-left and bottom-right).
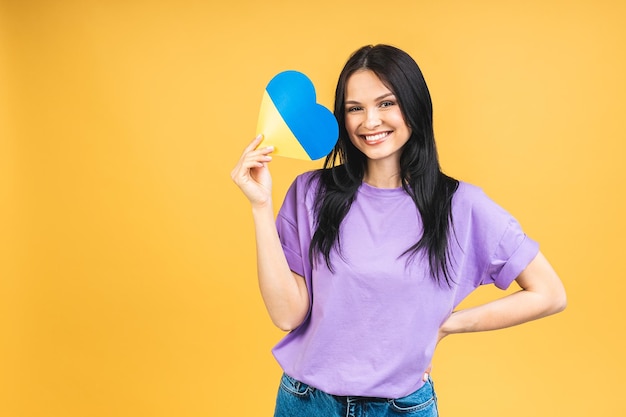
[{"x1": 231, "y1": 44, "x2": 566, "y2": 417}]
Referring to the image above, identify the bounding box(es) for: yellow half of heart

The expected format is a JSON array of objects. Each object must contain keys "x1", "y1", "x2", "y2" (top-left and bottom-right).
[{"x1": 255, "y1": 90, "x2": 311, "y2": 160}]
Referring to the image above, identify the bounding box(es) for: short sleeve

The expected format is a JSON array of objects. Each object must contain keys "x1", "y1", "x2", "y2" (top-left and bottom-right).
[
  {"x1": 275, "y1": 172, "x2": 316, "y2": 278},
  {"x1": 484, "y1": 217, "x2": 540, "y2": 289},
  {"x1": 455, "y1": 184, "x2": 540, "y2": 291}
]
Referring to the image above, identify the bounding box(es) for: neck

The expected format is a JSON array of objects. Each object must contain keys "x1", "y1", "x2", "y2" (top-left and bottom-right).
[{"x1": 363, "y1": 159, "x2": 402, "y2": 188}]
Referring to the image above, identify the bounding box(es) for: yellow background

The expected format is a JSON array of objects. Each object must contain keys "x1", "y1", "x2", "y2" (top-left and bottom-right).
[{"x1": 1, "y1": 0, "x2": 625, "y2": 416}]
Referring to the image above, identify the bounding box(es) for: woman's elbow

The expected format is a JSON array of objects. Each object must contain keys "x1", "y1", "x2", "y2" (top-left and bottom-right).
[
  {"x1": 270, "y1": 308, "x2": 308, "y2": 332},
  {"x1": 273, "y1": 316, "x2": 305, "y2": 332},
  {"x1": 546, "y1": 285, "x2": 567, "y2": 316},
  {"x1": 552, "y1": 290, "x2": 567, "y2": 314}
]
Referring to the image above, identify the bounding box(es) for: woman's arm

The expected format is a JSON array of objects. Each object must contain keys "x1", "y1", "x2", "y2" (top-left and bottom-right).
[
  {"x1": 231, "y1": 135, "x2": 310, "y2": 331},
  {"x1": 439, "y1": 251, "x2": 566, "y2": 338}
]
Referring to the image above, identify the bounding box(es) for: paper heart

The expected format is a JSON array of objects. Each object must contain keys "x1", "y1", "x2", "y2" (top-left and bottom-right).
[{"x1": 256, "y1": 71, "x2": 338, "y2": 160}]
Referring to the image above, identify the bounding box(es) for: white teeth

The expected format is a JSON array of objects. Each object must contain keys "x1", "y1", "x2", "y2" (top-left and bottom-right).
[{"x1": 364, "y1": 132, "x2": 388, "y2": 141}]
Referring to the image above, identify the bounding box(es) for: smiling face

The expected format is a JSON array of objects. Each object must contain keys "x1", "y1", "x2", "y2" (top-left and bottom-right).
[{"x1": 344, "y1": 69, "x2": 412, "y2": 169}]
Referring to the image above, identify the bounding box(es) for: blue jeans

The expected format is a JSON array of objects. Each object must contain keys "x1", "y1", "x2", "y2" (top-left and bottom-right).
[{"x1": 274, "y1": 373, "x2": 439, "y2": 417}]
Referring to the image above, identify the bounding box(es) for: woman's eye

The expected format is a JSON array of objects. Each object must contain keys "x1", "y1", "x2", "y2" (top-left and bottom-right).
[
  {"x1": 380, "y1": 101, "x2": 395, "y2": 108},
  {"x1": 347, "y1": 106, "x2": 362, "y2": 113}
]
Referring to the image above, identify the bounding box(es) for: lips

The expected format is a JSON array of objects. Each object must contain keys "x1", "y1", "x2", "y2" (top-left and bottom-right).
[{"x1": 361, "y1": 131, "x2": 391, "y2": 144}]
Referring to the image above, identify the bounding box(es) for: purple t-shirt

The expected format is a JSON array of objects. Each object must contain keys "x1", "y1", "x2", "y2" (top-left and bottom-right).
[{"x1": 273, "y1": 171, "x2": 539, "y2": 398}]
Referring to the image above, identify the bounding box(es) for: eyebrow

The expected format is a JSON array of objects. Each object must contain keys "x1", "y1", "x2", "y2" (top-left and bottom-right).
[{"x1": 344, "y1": 92, "x2": 395, "y2": 105}]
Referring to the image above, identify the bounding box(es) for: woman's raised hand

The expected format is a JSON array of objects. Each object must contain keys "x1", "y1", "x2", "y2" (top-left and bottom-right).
[{"x1": 230, "y1": 135, "x2": 275, "y2": 208}]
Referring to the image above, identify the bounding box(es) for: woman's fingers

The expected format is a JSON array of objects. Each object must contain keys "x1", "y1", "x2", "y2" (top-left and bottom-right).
[
  {"x1": 231, "y1": 136, "x2": 274, "y2": 182},
  {"x1": 423, "y1": 364, "x2": 433, "y2": 381},
  {"x1": 242, "y1": 134, "x2": 265, "y2": 154},
  {"x1": 240, "y1": 134, "x2": 273, "y2": 162},
  {"x1": 232, "y1": 149, "x2": 272, "y2": 180},
  {"x1": 231, "y1": 135, "x2": 275, "y2": 207},
  {"x1": 244, "y1": 148, "x2": 273, "y2": 167}
]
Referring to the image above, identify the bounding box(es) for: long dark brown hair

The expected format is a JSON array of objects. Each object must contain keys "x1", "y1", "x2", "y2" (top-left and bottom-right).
[{"x1": 308, "y1": 44, "x2": 459, "y2": 286}]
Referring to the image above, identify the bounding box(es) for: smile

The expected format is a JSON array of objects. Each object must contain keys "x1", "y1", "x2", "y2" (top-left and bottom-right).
[{"x1": 361, "y1": 131, "x2": 391, "y2": 144}]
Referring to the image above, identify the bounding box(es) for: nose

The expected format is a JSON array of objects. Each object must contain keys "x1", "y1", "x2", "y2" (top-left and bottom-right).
[{"x1": 363, "y1": 108, "x2": 382, "y2": 129}]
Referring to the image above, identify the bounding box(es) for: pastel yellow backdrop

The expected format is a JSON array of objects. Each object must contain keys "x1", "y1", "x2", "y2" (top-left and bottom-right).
[{"x1": 1, "y1": 0, "x2": 624, "y2": 416}]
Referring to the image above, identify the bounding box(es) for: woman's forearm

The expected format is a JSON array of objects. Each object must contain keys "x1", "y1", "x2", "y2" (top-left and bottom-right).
[
  {"x1": 441, "y1": 251, "x2": 566, "y2": 337},
  {"x1": 252, "y1": 203, "x2": 309, "y2": 332},
  {"x1": 231, "y1": 136, "x2": 309, "y2": 332},
  {"x1": 442, "y1": 288, "x2": 564, "y2": 335}
]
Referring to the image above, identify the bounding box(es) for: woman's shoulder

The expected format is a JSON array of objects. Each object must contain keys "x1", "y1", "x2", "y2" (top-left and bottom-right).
[
  {"x1": 453, "y1": 180, "x2": 485, "y2": 201},
  {"x1": 283, "y1": 169, "x2": 325, "y2": 205},
  {"x1": 452, "y1": 181, "x2": 501, "y2": 211},
  {"x1": 452, "y1": 181, "x2": 513, "y2": 220},
  {"x1": 291, "y1": 169, "x2": 323, "y2": 190}
]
